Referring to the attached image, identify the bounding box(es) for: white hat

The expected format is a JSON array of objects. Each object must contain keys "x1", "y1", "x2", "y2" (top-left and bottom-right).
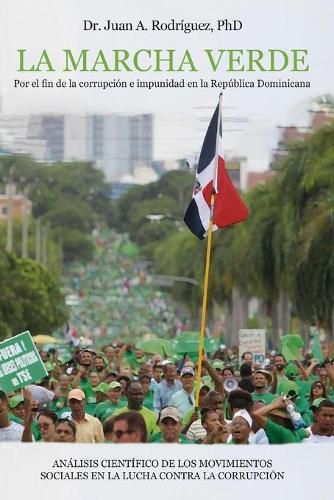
[{"x1": 232, "y1": 409, "x2": 252, "y2": 428}]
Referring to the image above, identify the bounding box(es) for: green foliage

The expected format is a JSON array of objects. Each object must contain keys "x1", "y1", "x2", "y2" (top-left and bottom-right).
[
  {"x1": 114, "y1": 170, "x2": 193, "y2": 257},
  {"x1": 0, "y1": 250, "x2": 68, "y2": 340},
  {"x1": 113, "y1": 121, "x2": 334, "y2": 332},
  {"x1": 0, "y1": 156, "x2": 113, "y2": 262}
]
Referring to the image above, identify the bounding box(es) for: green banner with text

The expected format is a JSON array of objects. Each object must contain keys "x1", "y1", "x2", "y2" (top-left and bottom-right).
[{"x1": 0, "y1": 331, "x2": 48, "y2": 393}]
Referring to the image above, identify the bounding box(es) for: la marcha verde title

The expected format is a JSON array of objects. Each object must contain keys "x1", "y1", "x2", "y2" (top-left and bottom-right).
[{"x1": 17, "y1": 48, "x2": 309, "y2": 72}]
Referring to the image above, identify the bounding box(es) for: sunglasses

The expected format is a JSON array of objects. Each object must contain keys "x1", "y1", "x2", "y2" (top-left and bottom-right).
[
  {"x1": 113, "y1": 429, "x2": 136, "y2": 439},
  {"x1": 39, "y1": 423, "x2": 52, "y2": 430}
]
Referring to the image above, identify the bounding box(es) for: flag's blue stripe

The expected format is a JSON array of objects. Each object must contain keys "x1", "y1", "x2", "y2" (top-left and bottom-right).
[
  {"x1": 197, "y1": 104, "x2": 219, "y2": 174},
  {"x1": 183, "y1": 199, "x2": 206, "y2": 240}
]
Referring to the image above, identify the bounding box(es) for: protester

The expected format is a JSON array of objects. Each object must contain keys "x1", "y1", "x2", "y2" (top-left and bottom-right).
[
  {"x1": 111, "y1": 411, "x2": 147, "y2": 443},
  {"x1": 154, "y1": 406, "x2": 191, "y2": 443},
  {"x1": 94, "y1": 381, "x2": 126, "y2": 423},
  {"x1": 53, "y1": 419, "x2": 76, "y2": 443},
  {"x1": 113, "y1": 381, "x2": 159, "y2": 436},
  {"x1": 66, "y1": 389, "x2": 104, "y2": 443},
  {"x1": 303, "y1": 400, "x2": 334, "y2": 442},
  {"x1": 153, "y1": 363, "x2": 182, "y2": 413},
  {"x1": 37, "y1": 410, "x2": 57, "y2": 442},
  {"x1": 0, "y1": 390, "x2": 24, "y2": 442},
  {"x1": 169, "y1": 367, "x2": 195, "y2": 417},
  {"x1": 252, "y1": 370, "x2": 276, "y2": 404},
  {"x1": 230, "y1": 410, "x2": 253, "y2": 444}
]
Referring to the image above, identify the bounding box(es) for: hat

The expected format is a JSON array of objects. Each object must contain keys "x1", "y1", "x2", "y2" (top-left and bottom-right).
[
  {"x1": 269, "y1": 409, "x2": 290, "y2": 420},
  {"x1": 109, "y1": 381, "x2": 121, "y2": 390},
  {"x1": 68, "y1": 388, "x2": 85, "y2": 401},
  {"x1": 233, "y1": 409, "x2": 253, "y2": 428},
  {"x1": 160, "y1": 406, "x2": 182, "y2": 423},
  {"x1": 181, "y1": 367, "x2": 195, "y2": 377},
  {"x1": 92, "y1": 383, "x2": 110, "y2": 396},
  {"x1": 9, "y1": 395, "x2": 24, "y2": 409},
  {"x1": 279, "y1": 380, "x2": 299, "y2": 398},
  {"x1": 310, "y1": 397, "x2": 326, "y2": 410},
  {"x1": 80, "y1": 348, "x2": 96, "y2": 356},
  {"x1": 285, "y1": 364, "x2": 299, "y2": 379},
  {"x1": 212, "y1": 360, "x2": 225, "y2": 371},
  {"x1": 253, "y1": 369, "x2": 273, "y2": 385}
]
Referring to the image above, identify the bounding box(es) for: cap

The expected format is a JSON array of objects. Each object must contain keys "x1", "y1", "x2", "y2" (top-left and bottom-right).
[
  {"x1": 109, "y1": 381, "x2": 121, "y2": 390},
  {"x1": 9, "y1": 395, "x2": 24, "y2": 409},
  {"x1": 68, "y1": 388, "x2": 85, "y2": 401},
  {"x1": 233, "y1": 409, "x2": 253, "y2": 428},
  {"x1": 269, "y1": 409, "x2": 290, "y2": 420},
  {"x1": 253, "y1": 369, "x2": 273, "y2": 385},
  {"x1": 310, "y1": 397, "x2": 326, "y2": 410},
  {"x1": 80, "y1": 348, "x2": 96, "y2": 356},
  {"x1": 212, "y1": 360, "x2": 225, "y2": 371},
  {"x1": 181, "y1": 367, "x2": 195, "y2": 377},
  {"x1": 279, "y1": 380, "x2": 299, "y2": 398},
  {"x1": 92, "y1": 383, "x2": 111, "y2": 396},
  {"x1": 160, "y1": 406, "x2": 182, "y2": 423},
  {"x1": 285, "y1": 364, "x2": 299, "y2": 378}
]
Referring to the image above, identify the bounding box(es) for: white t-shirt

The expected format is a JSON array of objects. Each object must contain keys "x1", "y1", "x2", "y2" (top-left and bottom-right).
[
  {"x1": 303, "y1": 433, "x2": 334, "y2": 443},
  {"x1": 0, "y1": 422, "x2": 24, "y2": 442}
]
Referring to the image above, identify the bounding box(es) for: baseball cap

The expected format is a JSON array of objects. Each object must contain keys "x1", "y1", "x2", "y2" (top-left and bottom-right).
[
  {"x1": 181, "y1": 367, "x2": 195, "y2": 377},
  {"x1": 232, "y1": 409, "x2": 253, "y2": 428},
  {"x1": 109, "y1": 381, "x2": 121, "y2": 390},
  {"x1": 9, "y1": 395, "x2": 24, "y2": 409},
  {"x1": 68, "y1": 388, "x2": 85, "y2": 401},
  {"x1": 160, "y1": 406, "x2": 182, "y2": 423},
  {"x1": 212, "y1": 360, "x2": 225, "y2": 371},
  {"x1": 310, "y1": 397, "x2": 326, "y2": 410},
  {"x1": 80, "y1": 348, "x2": 96, "y2": 356},
  {"x1": 280, "y1": 380, "x2": 300, "y2": 398},
  {"x1": 92, "y1": 383, "x2": 111, "y2": 396}
]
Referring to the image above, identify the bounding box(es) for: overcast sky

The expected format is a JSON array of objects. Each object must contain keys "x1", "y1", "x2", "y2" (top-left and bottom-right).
[{"x1": 0, "y1": 0, "x2": 333, "y2": 174}]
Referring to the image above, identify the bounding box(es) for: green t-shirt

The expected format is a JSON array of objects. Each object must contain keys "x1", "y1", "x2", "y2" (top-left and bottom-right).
[
  {"x1": 49, "y1": 395, "x2": 68, "y2": 412},
  {"x1": 94, "y1": 400, "x2": 127, "y2": 423},
  {"x1": 112, "y1": 406, "x2": 159, "y2": 435},
  {"x1": 265, "y1": 418, "x2": 307, "y2": 444},
  {"x1": 252, "y1": 392, "x2": 276, "y2": 405},
  {"x1": 150, "y1": 432, "x2": 192, "y2": 444},
  {"x1": 143, "y1": 390, "x2": 154, "y2": 411},
  {"x1": 9, "y1": 413, "x2": 22, "y2": 425},
  {"x1": 83, "y1": 385, "x2": 97, "y2": 405}
]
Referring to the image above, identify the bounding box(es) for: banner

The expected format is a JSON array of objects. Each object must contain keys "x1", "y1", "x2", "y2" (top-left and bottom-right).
[
  {"x1": 0, "y1": 331, "x2": 48, "y2": 392},
  {"x1": 0, "y1": 443, "x2": 333, "y2": 499},
  {"x1": 239, "y1": 329, "x2": 266, "y2": 365}
]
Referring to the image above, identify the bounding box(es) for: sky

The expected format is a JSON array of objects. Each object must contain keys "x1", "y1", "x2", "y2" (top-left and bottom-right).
[{"x1": 0, "y1": 0, "x2": 333, "y2": 176}]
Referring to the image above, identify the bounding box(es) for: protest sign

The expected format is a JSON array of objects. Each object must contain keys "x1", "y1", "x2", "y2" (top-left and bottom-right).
[
  {"x1": 239, "y1": 329, "x2": 266, "y2": 365},
  {"x1": 0, "y1": 331, "x2": 48, "y2": 393}
]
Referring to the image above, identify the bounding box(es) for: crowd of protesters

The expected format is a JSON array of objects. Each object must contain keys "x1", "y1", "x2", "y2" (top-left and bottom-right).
[{"x1": 1, "y1": 342, "x2": 334, "y2": 444}]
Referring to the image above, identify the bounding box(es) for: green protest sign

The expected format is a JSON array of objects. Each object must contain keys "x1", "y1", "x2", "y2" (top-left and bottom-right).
[{"x1": 0, "y1": 331, "x2": 48, "y2": 393}]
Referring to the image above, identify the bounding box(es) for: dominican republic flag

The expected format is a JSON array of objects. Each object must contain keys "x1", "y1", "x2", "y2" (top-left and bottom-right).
[{"x1": 184, "y1": 101, "x2": 249, "y2": 239}]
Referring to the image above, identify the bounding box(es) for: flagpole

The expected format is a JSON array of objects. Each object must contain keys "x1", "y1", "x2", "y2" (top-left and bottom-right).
[{"x1": 195, "y1": 94, "x2": 223, "y2": 408}]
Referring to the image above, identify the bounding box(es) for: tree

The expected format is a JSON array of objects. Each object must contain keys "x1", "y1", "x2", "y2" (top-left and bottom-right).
[{"x1": 0, "y1": 250, "x2": 68, "y2": 339}]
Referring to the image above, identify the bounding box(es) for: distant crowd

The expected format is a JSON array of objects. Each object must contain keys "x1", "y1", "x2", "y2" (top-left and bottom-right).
[{"x1": 0, "y1": 343, "x2": 334, "y2": 444}]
